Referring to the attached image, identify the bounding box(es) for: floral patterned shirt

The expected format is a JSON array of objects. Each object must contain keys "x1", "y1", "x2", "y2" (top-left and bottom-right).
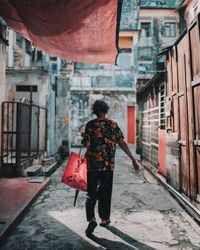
[{"x1": 82, "y1": 119, "x2": 124, "y2": 172}]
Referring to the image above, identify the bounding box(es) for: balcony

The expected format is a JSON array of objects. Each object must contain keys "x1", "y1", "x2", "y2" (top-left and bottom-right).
[{"x1": 140, "y1": 0, "x2": 179, "y2": 9}]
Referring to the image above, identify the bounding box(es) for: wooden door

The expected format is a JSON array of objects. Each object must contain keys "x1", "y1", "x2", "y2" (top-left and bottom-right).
[
  {"x1": 177, "y1": 37, "x2": 190, "y2": 197},
  {"x1": 127, "y1": 106, "x2": 135, "y2": 144},
  {"x1": 193, "y1": 84, "x2": 200, "y2": 195},
  {"x1": 189, "y1": 21, "x2": 200, "y2": 197}
]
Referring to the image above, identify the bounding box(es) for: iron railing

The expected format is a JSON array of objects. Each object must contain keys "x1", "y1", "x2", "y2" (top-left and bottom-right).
[
  {"x1": 142, "y1": 107, "x2": 159, "y2": 167},
  {"x1": 140, "y1": 0, "x2": 179, "y2": 8},
  {"x1": 1, "y1": 101, "x2": 47, "y2": 168}
]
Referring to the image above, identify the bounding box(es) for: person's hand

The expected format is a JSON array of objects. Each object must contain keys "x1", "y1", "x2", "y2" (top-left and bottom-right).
[{"x1": 132, "y1": 158, "x2": 140, "y2": 172}]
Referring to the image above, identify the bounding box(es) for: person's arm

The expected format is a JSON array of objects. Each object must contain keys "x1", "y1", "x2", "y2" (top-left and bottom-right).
[{"x1": 118, "y1": 138, "x2": 140, "y2": 171}]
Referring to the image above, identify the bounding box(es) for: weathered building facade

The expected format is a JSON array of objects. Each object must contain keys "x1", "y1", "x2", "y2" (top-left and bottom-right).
[
  {"x1": 165, "y1": 0, "x2": 200, "y2": 204},
  {"x1": 137, "y1": 0, "x2": 180, "y2": 79},
  {"x1": 0, "y1": 27, "x2": 65, "y2": 176},
  {"x1": 69, "y1": 64, "x2": 137, "y2": 146},
  {"x1": 137, "y1": 0, "x2": 200, "y2": 208},
  {"x1": 136, "y1": 0, "x2": 180, "y2": 171}
]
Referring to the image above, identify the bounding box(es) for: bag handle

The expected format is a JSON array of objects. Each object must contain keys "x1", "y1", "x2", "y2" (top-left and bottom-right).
[{"x1": 78, "y1": 147, "x2": 82, "y2": 156}]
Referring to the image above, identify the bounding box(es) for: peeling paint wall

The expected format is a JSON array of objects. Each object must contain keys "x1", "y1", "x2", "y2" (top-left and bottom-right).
[
  {"x1": 69, "y1": 64, "x2": 136, "y2": 146},
  {"x1": 70, "y1": 91, "x2": 135, "y2": 146},
  {"x1": 120, "y1": 0, "x2": 139, "y2": 30},
  {"x1": 166, "y1": 132, "x2": 180, "y2": 190},
  {"x1": 5, "y1": 69, "x2": 56, "y2": 156},
  {"x1": 5, "y1": 69, "x2": 50, "y2": 106},
  {"x1": 138, "y1": 8, "x2": 179, "y2": 77},
  {"x1": 55, "y1": 76, "x2": 70, "y2": 151}
]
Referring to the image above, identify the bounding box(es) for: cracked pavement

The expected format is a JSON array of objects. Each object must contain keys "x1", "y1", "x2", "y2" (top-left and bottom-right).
[{"x1": 1, "y1": 149, "x2": 200, "y2": 250}]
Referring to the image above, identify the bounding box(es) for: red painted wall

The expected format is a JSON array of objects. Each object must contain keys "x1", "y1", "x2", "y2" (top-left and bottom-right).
[
  {"x1": 158, "y1": 129, "x2": 166, "y2": 176},
  {"x1": 127, "y1": 106, "x2": 135, "y2": 144}
]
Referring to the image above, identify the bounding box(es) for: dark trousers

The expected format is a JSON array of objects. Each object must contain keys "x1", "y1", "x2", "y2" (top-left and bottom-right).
[{"x1": 86, "y1": 171, "x2": 113, "y2": 221}]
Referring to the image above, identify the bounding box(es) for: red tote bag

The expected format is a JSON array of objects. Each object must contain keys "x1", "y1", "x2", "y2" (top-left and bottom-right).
[{"x1": 62, "y1": 151, "x2": 87, "y2": 192}]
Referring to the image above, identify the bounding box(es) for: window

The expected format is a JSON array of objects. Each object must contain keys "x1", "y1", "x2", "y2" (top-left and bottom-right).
[
  {"x1": 159, "y1": 84, "x2": 165, "y2": 129},
  {"x1": 117, "y1": 52, "x2": 132, "y2": 67},
  {"x1": 138, "y1": 47, "x2": 152, "y2": 60},
  {"x1": 16, "y1": 33, "x2": 23, "y2": 47},
  {"x1": 139, "y1": 63, "x2": 154, "y2": 73},
  {"x1": 25, "y1": 40, "x2": 32, "y2": 54},
  {"x1": 164, "y1": 22, "x2": 176, "y2": 37},
  {"x1": 37, "y1": 51, "x2": 42, "y2": 61},
  {"x1": 50, "y1": 56, "x2": 57, "y2": 61},
  {"x1": 141, "y1": 22, "x2": 151, "y2": 37},
  {"x1": 51, "y1": 63, "x2": 58, "y2": 75}
]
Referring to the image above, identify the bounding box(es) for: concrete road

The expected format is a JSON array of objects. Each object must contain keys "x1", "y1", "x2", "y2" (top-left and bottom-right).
[{"x1": 1, "y1": 149, "x2": 200, "y2": 250}]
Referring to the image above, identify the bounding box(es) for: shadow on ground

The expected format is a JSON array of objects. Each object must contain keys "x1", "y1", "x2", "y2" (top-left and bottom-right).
[{"x1": 87, "y1": 225, "x2": 156, "y2": 250}]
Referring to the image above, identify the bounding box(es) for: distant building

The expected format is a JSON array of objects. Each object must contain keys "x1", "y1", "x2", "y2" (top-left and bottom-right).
[{"x1": 137, "y1": 0, "x2": 180, "y2": 88}]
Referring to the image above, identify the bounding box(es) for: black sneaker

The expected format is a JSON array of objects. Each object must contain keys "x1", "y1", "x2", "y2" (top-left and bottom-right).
[
  {"x1": 99, "y1": 219, "x2": 111, "y2": 227},
  {"x1": 85, "y1": 221, "x2": 97, "y2": 236}
]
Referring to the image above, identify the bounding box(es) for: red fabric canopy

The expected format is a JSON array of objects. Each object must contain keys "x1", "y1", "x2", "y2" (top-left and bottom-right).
[{"x1": 0, "y1": 0, "x2": 122, "y2": 64}]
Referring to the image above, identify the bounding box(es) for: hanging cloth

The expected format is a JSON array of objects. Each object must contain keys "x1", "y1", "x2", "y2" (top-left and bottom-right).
[{"x1": 0, "y1": 0, "x2": 123, "y2": 64}]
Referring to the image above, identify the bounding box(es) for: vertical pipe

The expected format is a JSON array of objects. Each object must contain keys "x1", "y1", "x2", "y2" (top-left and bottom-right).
[
  {"x1": 6, "y1": 103, "x2": 9, "y2": 164},
  {"x1": 1, "y1": 102, "x2": 5, "y2": 169},
  {"x1": 45, "y1": 108, "x2": 47, "y2": 151},
  {"x1": 28, "y1": 86, "x2": 33, "y2": 161},
  {"x1": 37, "y1": 107, "x2": 40, "y2": 155},
  {"x1": 30, "y1": 86, "x2": 33, "y2": 104},
  {"x1": 16, "y1": 103, "x2": 20, "y2": 167},
  {"x1": 28, "y1": 103, "x2": 32, "y2": 162},
  {"x1": 11, "y1": 102, "x2": 14, "y2": 164}
]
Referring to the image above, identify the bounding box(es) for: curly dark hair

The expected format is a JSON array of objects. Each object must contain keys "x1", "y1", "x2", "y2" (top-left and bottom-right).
[{"x1": 92, "y1": 100, "x2": 109, "y2": 116}]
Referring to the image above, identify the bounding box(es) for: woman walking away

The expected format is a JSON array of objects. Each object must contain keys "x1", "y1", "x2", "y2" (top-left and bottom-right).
[{"x1": 81, "y1": 100, "x2": 140, "y2": 236}]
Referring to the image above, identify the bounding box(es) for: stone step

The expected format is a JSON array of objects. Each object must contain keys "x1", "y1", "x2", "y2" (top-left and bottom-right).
[
  {"x1": 25, "y1": 165, "x2": 42, "y2": 176},
  {"x1": 43, "y1": 162, "x2": 57, "y2": 176},
  {"x1": 27, "y1": 176, "x2": 46, "y2": 183},
  {"x1": 42, "y1": 157, "x2": 55, "y2": 166}
]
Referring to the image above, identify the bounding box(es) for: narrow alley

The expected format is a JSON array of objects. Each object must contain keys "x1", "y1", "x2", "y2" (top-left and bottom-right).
[
  {"x1": 0, "y1": 0, "x2": 200, "y2": 249},
  {"x1": 1, "y1": 149, "x2": 200, "y2": 250}
]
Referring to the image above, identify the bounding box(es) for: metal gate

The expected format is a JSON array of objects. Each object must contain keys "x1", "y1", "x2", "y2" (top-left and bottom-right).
[
  {"x1": 1, "y1": 101, "x2": 47, "y2": 175},
  {"x1": 142, "y1": 107, "x2": 159, "y2": 167}
]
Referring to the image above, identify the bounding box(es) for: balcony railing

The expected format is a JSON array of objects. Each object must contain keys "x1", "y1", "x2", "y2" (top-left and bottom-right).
[{"x1": 140, "y1": 0, "x2": 179, "y2": 9}]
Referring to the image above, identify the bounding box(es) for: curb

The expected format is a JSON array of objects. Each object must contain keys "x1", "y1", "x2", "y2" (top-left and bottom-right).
[
  {"x1": 142, "y1": 162, "x2": 200, "y2": 225},
  {"x1": 0, "y1": 177, "x2": 51, "y2": 243}
]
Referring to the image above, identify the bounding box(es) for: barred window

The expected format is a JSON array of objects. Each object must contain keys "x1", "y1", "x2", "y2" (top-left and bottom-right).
[
  {"x1": 138, "y1": 47, "x2": 152, "y2": 60},
  {"x1": 164, "y1": 22, "x2": 176, "y2": 37},
  {"x1": 141, "y1": 22, "x2": 152, "y2": 37}
]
